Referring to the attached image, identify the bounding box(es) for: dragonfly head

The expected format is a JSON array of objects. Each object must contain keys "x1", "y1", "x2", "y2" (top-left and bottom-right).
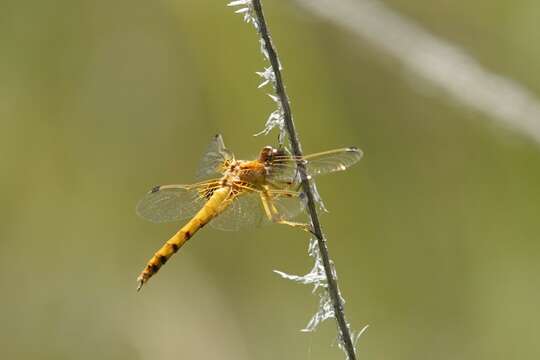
[
  {"x1": 259, "y1": 146, "x2": 291, "y2": 165},
  {"x1": 258, "y1": 146, "x2": 276, "y2": 163}
]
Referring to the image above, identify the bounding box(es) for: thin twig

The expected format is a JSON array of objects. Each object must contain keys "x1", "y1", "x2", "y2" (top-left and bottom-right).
[{"x1": 251, "y1": 1, "x2": 357, "y2": 359}]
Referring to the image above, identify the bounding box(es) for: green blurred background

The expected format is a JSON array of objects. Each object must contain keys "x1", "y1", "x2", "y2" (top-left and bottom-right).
[{"x1": 1, "y1": 0, "x2": 539, "y2": 359}]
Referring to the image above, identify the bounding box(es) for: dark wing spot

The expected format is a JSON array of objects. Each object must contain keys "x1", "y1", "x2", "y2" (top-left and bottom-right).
[
  {"x1": 347, "y1": 147, "x2": 359, "y2": 152},
  {"x1": 158, "y1": 255, "x2": 168, "y2": 265},
  {"x1": 170, "y1": 243, "x2": 179, "y2": 253},
  {"x1": 184, "y1": 231, "x2": 192, "y2": 240},
  {"x1": 150, "y1": 185, "x2": 161, "y2": 193}
]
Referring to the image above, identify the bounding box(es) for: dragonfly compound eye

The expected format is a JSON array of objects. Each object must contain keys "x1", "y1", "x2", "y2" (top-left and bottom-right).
[{"x1": 259, "y1": 146, "x2": 274, "y2": 162}]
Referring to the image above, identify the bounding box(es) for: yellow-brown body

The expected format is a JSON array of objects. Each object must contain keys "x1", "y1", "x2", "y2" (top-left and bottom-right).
[
  {"x1": 136, "y1": 143, "x2": 361, "y2": 290},
  {"x1": 136, "y1": 157, "x2": 268, "y2": 290},
  {"x1": 136, "y1": 186, "x2": 231, "y2": 290}
]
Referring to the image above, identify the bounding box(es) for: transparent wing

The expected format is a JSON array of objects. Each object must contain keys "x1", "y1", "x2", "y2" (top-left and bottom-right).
[
  {"x1": 196, "y1": 134, "x2": 234, "y2": 181},
  {"x1": 268, "y1": 147, "x2": 363, "y2": 182},
  {"x1": 304, "y1": 147, "x2": 363, "y2": 176},
  {"x1": 209, "y1": 186, "x2": 306, "y2": 231},
  {"x1": 209, "y1": 190, "x2": 266, "y2": 231},
  {"x1": 270, "y1": 189, "x2": 306, "y2": 221},
  {"x1": 136, "y1": 181, "x2": 221, "y2": 223}
]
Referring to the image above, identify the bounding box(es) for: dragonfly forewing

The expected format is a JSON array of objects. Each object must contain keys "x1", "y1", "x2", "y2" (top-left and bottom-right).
[{"x1": 267, "y1": 147, "x2": 363, "y2": 182}]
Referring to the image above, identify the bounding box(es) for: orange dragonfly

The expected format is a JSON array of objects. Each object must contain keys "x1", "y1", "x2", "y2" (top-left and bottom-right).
[{"x1": 136, "y1": 134, "x2": 362, "y2": 290}]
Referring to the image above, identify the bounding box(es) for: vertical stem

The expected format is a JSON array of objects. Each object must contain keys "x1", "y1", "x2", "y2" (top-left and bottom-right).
[{"x1": 251, "y1": 1, "x2": 357, "y2": 359}]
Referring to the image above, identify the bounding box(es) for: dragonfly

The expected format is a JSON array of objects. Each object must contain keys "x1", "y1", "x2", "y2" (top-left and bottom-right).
[{"x1": 136, "y1": 134, "x2": 362, "y2": 290}]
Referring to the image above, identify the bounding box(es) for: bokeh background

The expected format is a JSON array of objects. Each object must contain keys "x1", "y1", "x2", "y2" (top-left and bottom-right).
[{"x1": 1, "y1": 0, "x2": 540, "y2": 359}]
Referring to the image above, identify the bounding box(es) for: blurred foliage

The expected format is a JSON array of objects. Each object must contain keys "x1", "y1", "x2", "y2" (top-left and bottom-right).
[{"x1": 1, "y1": 0, "x2": 539, "y2": 359}]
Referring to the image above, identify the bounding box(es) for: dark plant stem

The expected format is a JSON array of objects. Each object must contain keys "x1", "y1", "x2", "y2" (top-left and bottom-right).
[{"x1": 251, "y1": 1, "x2": 357, "y2": 359}]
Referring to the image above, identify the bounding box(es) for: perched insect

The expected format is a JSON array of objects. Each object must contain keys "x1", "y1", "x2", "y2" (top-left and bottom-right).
[{"x1": 136, "y1": 134, "x2": 362, "y2": 290}]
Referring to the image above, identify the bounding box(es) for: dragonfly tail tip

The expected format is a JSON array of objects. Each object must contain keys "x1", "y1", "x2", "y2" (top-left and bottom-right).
[{"x1": 136, "y1": 278, "x2": 145, "y2": 292}]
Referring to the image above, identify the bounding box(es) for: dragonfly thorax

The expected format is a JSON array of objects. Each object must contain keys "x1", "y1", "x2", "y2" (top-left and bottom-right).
[{"x1": 220, "y1": 161, "x2": 241, "y2": 185}]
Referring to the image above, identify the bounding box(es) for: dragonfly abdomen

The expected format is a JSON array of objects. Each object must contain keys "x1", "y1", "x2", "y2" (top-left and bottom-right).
[{"x1": 137, "y1": 187, "x2": 231, "y2": 290}]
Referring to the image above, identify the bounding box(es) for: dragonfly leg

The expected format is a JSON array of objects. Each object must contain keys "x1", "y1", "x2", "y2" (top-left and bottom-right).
[
  {"x1": 275, "y1": 219, "x2": 313, "y2": 233},
  {"x1": 260, "y1": 190, "x2": 312, "y2": 233}
]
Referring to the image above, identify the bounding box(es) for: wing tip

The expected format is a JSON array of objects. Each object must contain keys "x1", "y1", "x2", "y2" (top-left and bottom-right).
[
  {"x1": 150, "y1": 185, "x2": 161, "y2": 193},
  {"x1": 347, "y1": 146, "x2": 363, "y2": 157}
]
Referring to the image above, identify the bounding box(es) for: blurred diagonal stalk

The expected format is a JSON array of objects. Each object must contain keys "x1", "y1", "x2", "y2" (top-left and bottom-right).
[
  {"x1": 250, "y1": 1, "x2": 358, "y2": 359},
  {"x1": 295, "y1": 0, "x2": 540, "y2": 144}
]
